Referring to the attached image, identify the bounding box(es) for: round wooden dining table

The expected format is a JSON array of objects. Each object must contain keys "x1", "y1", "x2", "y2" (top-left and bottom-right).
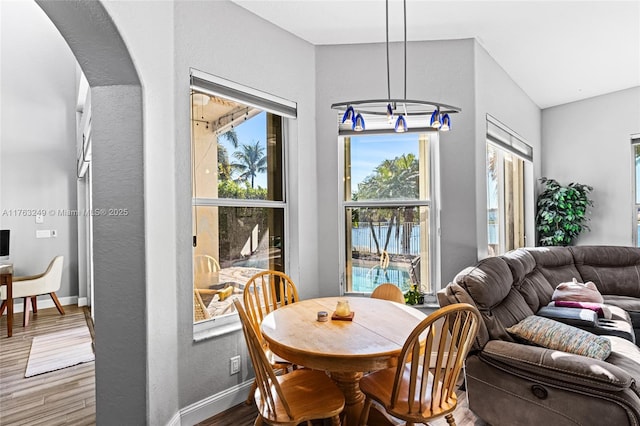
[{"x1": 260, "y1": 296, "x2": 427, "y2": 426}]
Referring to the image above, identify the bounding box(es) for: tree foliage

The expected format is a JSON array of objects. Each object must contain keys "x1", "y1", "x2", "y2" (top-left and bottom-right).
[
  {"x1": 357, "y1": 153, "x2": 419, "y2": 201},
  {"x1": 218, "y1": 179, "x2": 267, "y2": 199},
  {"x1": 233, "y1": 141, "x2": 267, "y2": 188},
  {"x1": 535, "y1": 177, "x2": 593, "y2": 246},
  {"x1": 353, "y1": 154, "x2": 419, "y2": 255}
]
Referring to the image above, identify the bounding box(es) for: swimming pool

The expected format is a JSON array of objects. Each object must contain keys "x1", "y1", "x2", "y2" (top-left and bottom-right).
[{"x1": 350, "y1": 264, "x2": 412, "y2": 293}]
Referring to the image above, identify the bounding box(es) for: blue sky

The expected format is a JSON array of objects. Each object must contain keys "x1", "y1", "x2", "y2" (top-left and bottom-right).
[
  {"x1": 218, "y1": 111, "x2": 268, "y2": 188},
  {"x1": 350, "y1": 133, "x2": 418, "y2": 189}
]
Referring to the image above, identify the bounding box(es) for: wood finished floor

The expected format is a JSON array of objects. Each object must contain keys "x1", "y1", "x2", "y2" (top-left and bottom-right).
[
  {"x1": 1, "y1": 306, "x2": 487, "y2": 426},
  {"x1": 0, "y1": 305, "x2": 96, "y2": 426},
  {"x1": 200, "y1": 385, "x2": 487, "y2": 426}
]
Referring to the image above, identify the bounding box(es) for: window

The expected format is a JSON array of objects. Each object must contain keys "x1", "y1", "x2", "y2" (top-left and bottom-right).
[
  {"x1": 340, "y1": 132, "x2": 437, "y2": 297},
  {"x1": 486, "y1": 116, "x2": 532, "y2": 256},
  {"x1": 190, "y1": 70, "x2": 295, "y2": 326},
  {"x1": 632, "y1": 135, "x2": 640, "y2": 246}
]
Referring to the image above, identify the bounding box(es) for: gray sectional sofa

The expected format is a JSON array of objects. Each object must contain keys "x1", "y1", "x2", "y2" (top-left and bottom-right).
[{"x1": 438, "y1": 245, "x2": 640, "y2": 426}]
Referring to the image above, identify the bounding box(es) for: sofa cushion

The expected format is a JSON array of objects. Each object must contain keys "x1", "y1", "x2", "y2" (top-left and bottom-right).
[
  {"x1": 527, "y1": 247, "x2": 584, "y2": 287},
  {"x1": 606, "y1": 336, "x2": 640, "y2": 383},
  {"x1": 603, "y1": 296, "x2": 640, "y2": 339},
  {"x1": 603, "y1": 295, "x2": 640, "y2": 314},
  {"x1": 502, "y1": 249, "x2": 555, "y2": 312},
  {"x1": 437, "y1": 283, "x2": 491, "y2": 350},
  {"x1": 571, "y1": 246, "x2": 640, "y2": 297},
  {"x1": 453, "y1": 257, "x2": 513, "y2": 309},
  {"x1": 506, "y1": 315, "x2": 612, "y2": 360}
]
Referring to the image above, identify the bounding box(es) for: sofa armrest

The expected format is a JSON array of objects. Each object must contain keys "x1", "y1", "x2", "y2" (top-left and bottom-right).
[
  {"x1": 536, "y1": 306, "x2": 598, "y2": 328},
  {"x1": 480, "y1": 340, "x2": 634, "y2": 391}
]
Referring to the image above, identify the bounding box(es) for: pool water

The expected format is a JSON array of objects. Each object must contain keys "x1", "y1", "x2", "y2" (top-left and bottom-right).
[{"x1": 350, "y1": 264, "x2": 412, "y2": 293}]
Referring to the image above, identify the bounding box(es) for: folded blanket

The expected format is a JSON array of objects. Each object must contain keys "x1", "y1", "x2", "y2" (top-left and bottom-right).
[
  {"x1": 552, "y1": 277, "x2": 604, "y2": 304},
  {"x1": 550, "y1": 300, "x2": 612, "y2": 319}
]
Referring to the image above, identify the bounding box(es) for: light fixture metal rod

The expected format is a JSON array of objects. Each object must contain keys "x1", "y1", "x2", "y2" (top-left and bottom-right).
[
  {"x1": 403, "y1": 0, "x2": 407, "y2": 100},
  {"x1": 386, "y1": 0, "x2": 390, "y2": 101},
  {"x1": 331, "y1": 98, "x2": 461, "y2": 115}
]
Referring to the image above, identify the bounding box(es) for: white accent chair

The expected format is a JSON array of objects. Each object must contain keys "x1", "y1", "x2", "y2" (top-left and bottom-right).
[{"x1": 0, "y1": 256, "x2": 64, "y2": 327}]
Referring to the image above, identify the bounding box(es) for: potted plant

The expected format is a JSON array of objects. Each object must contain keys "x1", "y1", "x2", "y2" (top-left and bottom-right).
[
  {"x1": 404, "y1": 284, "x2": 424, "y2": 305},
  {"x1": 535, "y1": 177, "x2": 593, "y2": 246}
]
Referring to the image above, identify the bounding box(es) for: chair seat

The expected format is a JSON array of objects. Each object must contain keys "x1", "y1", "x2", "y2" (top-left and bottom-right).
[
  {"x1": 360, "y1": 365, "x2": 457, "y2": 421},
  {"x1": 358, "y1": 304, "x2": 480, "y2": 426},
  {"x1": 234, "y1": 298, "x2": 344, "y2": 426},
  {"x1": 255, "y1": 369, "x2": 344, "y2": 425}
]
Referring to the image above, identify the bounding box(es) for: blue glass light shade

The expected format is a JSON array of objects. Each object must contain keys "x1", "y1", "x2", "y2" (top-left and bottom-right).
[
  {"x1": 430, "y1": 109, "x2": 441, "y2": 129},
  {"x1": 353, "y1": 113, "x2": 365, "y2": 131},
  {"x1": 342, "y1": 105, "x2": 355, "y2": 125},
  {"x1": 386, "y1": 103, "x2": 394, "y2": 124},
  {"x1": 394, "y1": 115, "x2": 408, "y2": 133},
  {"x1": 441, "y1": 113, "x2": 451, "y2": 131}
]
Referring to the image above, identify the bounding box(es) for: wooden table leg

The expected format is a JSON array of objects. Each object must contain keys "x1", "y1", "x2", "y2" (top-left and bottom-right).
[
  {"x1": 1, "y1": 273, "x2": 12, "y2": 337},
  {"x1": 330, "y1": 370, "x2": 397, "y2": 426},
  {"x1": 329, "y1": 371, "x2": 365, "y2": 426}
]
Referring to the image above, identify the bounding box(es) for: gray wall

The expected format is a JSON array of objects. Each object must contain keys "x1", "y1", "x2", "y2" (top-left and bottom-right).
[
  {"x1": 173, "y1": 0, "x2": 318, "y2": 410},
  {"x1": 315, "y1": 39, "x2": 541, "y2": 288},
  {"x1": 542, "y1": 87, "x2": 640, "y2": 245},
  {"x1": 12, "y1": 1, "x2": 636, "y2": 424},
  {"x1": 475, "y1": 41, "x2": 542, "y2": 258},
  {"x1": 0, "y1": 1, "x2": 78, "y2": 300},
  {"x1": 315, "y1": 40, "x2": 476, "y2": 293},
  {"x1": 36, "y1": 0, "x2": 151, "y2": 423}
]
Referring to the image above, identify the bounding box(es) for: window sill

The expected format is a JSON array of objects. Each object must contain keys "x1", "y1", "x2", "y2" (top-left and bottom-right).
[{"x1": 193, "y1": 316, "x2": 242, "y2": 342}]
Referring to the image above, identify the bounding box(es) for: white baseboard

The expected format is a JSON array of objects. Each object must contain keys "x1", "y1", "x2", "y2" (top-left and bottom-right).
[
  {"x1": 178, "y1": 380, "x2": 253, "y2": 426},
  {"x1": 166, "y1": 411, "x2": 181, "y2": 426},
  {"x1": 1, "y1": 295, "x2": 78, "y2": 314},
  {"x1": 78, "y1": 297, "x2": 89, "y2": 307}
]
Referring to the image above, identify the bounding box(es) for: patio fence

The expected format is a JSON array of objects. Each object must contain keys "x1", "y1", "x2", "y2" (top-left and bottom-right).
[{"x1": 352, "y1": 222, "x2": 421, "y2": 256}]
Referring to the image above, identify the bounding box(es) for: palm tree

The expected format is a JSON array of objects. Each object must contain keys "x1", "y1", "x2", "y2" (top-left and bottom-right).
[
  {"x1": 217, "y1": 130, "x2": 239, "y2": 181},
  {"x1": 233, "y1": 140, "x2": 267, "y2": 188},
  {"x1": 356, "y1": 154, "x2": 419, "y2": 255}
]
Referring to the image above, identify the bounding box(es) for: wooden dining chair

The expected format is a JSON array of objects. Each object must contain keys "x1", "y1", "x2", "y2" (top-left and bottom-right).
[
  {"x1": 234, "y1": 299, "x2": 345, "y2": 426},
  {"x1": 244, "y1": 270, "x2": 299, "y2": 331},
  {"x1": 370, "y1": 283, "x2": 405, "y2": 304},
  {"x1": 243, "y1": 270, "x2": 299, "y2": 404},
  {"x1": 193, "y1": 254, "x2": 220, "y2": 276},
  {"x1": 358, "y1": 303, "x2": 481, "y2": 426}
]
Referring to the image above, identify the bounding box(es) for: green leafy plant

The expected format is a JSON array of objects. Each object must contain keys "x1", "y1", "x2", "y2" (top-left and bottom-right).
[
  {"x1": 404, "y1": 284, "x2": 424, "y2": 305},
  {"x1": 535, "y1": 177, "x2": 593, "y2": 246}
]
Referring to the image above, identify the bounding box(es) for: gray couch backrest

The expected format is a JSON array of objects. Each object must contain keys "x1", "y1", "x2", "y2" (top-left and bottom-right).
[
  {"x1": 571, "y1": 246, "x2": 640, "y2": 297},
  {"x1": 439, "y1": 246, "x2": 640, "y2": 351},
  {"x1": 448, "y1": 256, "x2": 535, "y2": 349}
]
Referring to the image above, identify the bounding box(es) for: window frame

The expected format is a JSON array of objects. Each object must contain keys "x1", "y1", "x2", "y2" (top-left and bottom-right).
[
  {"x1": 337, "y1": 130, "x2": 441, "y2": 298},
  {"x1": 485, "y1": 115, "x2": 533, "y2": 257},
  {"x1": 190, "y1": 69, "x2": 296, "y2": 337},
  {"x1": 631, "y1": 134, "x2": 640, "y2": 246}
]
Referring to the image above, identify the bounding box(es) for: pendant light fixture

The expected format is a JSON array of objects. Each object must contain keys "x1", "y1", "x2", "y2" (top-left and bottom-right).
[{"x1": 331, "y1": 0, "x2": 461, "y2": 134}]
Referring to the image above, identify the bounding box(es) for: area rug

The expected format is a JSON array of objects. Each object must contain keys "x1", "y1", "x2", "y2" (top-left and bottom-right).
[{"x1": 25, "y1": 326, "x2": 94, "y2": 378}]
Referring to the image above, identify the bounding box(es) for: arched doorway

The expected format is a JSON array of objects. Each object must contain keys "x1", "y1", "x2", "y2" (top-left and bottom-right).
[{"x1": 35, "y1": 1, "x2": 147, "y2": 423}]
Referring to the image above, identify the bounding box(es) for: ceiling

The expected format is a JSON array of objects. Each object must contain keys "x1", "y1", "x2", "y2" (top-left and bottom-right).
[{"x1": 232, "y1": 0, "x2": 640, "y2": 109}]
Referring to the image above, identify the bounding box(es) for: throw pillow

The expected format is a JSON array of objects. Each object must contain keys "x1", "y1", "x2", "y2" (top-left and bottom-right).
[
  {"x1": 552, "y1": 277, "x2": 604, "y2": 304},
  {"x1": 506, "y1": 315, "x2": 611, "y2": 360}
]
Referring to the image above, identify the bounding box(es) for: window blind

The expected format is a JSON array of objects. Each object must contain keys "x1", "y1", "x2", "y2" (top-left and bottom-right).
[
  {"x1": 486, "y1": 115, "x2": 532, "y2": 162},
  {"x1": 190, "y1": 69, "x2": 297, "y2": 119}
]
